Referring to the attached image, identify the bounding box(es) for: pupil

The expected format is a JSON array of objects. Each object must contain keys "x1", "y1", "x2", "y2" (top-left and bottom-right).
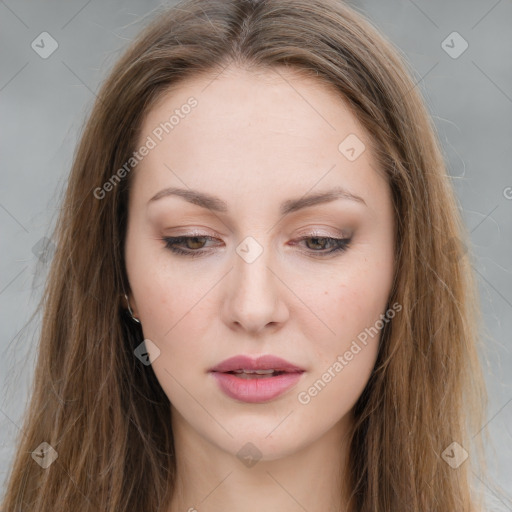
[
  {"x1": 308, "y1": 237, "x2": 325, "y2": 250},
  {"x1": 188, "y1": 237, "x2": 206, "y2": 249}
]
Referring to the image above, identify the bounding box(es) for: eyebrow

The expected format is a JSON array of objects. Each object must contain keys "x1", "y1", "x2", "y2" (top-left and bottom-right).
[{"x1": 148, "y1": 186, "x2": 366, "y2": 215}]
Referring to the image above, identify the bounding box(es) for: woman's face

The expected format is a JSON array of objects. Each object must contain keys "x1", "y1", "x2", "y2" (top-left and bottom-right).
[{"x1": 124, "y1": 65, "x2": 395, "y2": 460}]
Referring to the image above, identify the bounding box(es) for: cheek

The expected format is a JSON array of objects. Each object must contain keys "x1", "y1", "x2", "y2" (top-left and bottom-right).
[
  {"x1": 132, "y1": 270, "x2": 209, "y2": 404},
  {"x1": 126, "y1": 233, "x2": 204, "y2": 336},
  {"x1": 311, "y1": 260, "x2": 392, "y2": 358},
  {"x1": 135, "y1": 274, "x2": 207, "y2": 363},
  {"x1": 295, "y1": 270, "x2": 388, "y2": 423},
  {"x1": 124, "y1": 236, "x2": 205, "y2": 373},
  {"x1": 297, "y1": 263, "x2": 392, "y2": 419}
]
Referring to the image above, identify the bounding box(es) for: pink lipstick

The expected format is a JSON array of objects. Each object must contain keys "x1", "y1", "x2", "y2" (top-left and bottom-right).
[{"x1": 209, "y1": 354, "x2": 305, "y2": 403}]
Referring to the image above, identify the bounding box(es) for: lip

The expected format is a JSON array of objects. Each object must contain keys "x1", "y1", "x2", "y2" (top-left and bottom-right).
[
  {"x1": 209, "y1": 354, "x2": 305, "y2": 373},
  {"x1": 209, "y1": 355, "x2": 305, "y2": 403}
]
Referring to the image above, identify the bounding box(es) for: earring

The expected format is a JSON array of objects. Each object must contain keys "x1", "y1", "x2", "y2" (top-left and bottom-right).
[{"x1": 124, "y1": 293, "x2": 141, "y2": 324}]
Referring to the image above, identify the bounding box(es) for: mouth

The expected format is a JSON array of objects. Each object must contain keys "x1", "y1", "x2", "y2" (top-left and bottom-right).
[
  {"x1": 209, "y1": 355, "x2": 305, "y2": 403},
  {"x1": 218, "y1": 368, "x2": 302, "y2": 379},
  {"x1": 221, "y1": 369, "x2": 292, "y2": 379}
]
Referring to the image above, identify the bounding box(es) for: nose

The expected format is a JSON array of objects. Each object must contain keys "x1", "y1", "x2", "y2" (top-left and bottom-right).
[{"x1": 220, "y1": 240, "x2": 289, "y2": 335}]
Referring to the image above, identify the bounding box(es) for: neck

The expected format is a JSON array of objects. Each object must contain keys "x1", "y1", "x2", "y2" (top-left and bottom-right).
[{"x1": 168, "y1": 409, "x2": 355, "y2": 512}]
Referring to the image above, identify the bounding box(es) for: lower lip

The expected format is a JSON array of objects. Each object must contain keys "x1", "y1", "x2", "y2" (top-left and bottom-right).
[{"x1": 211, "y1": 371, "x2": 304, "y2": 403}]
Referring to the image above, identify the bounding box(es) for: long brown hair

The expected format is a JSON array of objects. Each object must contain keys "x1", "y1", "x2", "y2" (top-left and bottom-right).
[{"x1": 1, "y1": 0, "x2": 495, "y2": 510}]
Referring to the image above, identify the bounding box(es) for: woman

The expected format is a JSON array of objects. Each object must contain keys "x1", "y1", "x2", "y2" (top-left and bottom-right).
[{"x1": 0, "y1": 0, "x2": 494, "y2": 510}]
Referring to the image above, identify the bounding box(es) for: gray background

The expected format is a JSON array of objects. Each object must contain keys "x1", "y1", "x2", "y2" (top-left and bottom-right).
[{"x1": 1, "y1": 0, "x2": 511, "y2": 508}]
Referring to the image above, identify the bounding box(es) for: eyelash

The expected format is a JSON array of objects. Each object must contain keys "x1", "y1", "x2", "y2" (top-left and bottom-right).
[{"x1": 162, "y1": 234, "x2": 351, "y2": 258}]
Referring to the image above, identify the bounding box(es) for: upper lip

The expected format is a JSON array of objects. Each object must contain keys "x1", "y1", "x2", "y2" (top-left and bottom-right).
[{"x1": 209, "y1": 355, "x2": 305, "y2": 373}]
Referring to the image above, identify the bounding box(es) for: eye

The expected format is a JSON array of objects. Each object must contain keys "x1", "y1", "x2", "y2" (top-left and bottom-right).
[
  {"x1": 161, "y1": 234, "x2": 352, "y2": 258},
  {"x1": 295, "y1": 235, "x2": 351, "y2": 256},
  {"x1": 162, "y1": 235, "x2": 218, "y2": 258}
]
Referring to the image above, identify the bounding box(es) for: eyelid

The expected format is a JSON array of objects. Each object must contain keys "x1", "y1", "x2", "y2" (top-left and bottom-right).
[
  {"x1": 162, "y1": 226, "x2": 351, "y2": 243},
  {"x1": 166, "y1": 223, "x2": 349, "y2": 237},
  {"x1": 299, "y1": 228, "x2": 344, "y2": 236},
  {"x1": 295, "y1": 226, "x2": 351, "y2": 240}
]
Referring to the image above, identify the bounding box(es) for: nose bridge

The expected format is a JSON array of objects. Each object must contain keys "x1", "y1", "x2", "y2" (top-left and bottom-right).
[
  {"x1": 222, "y1": 234, "x2": 287, "y2": 332},
  {"x1": 234, "y1": 234, "x2": 276, "y2": 304}
]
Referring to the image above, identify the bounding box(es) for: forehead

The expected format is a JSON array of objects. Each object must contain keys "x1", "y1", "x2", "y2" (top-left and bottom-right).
[
  {"x1": 141, "y1": 64, "x2": 363, "y2": 143},
  {"x1": 131, "y1": 65, "x2": 385, "y2": 212}
]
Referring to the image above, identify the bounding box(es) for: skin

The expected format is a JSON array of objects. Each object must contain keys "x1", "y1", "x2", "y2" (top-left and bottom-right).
[{"x1": 124, "y1": 64, "x2": 395, "y2": 512}]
